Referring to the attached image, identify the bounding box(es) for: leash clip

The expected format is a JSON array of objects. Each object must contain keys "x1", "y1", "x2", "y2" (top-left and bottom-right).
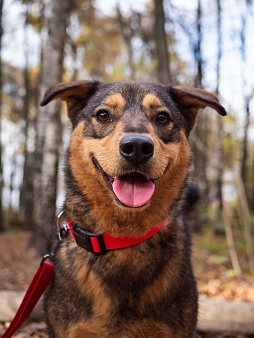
[
  {"x1": 40, "y1": 253, "x2": 54, "y2": 266},
  {"x1": 57, "y1": 210, "x2": 69, "y2": 240}
]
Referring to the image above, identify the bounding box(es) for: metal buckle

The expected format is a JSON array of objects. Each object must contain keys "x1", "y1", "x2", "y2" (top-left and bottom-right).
[
  {"x1": 57, "y1": 210, "x2": 68, "y2": 240},
  {"x1": 71, "y1": 225, "x2": 107, "y2": 255}
]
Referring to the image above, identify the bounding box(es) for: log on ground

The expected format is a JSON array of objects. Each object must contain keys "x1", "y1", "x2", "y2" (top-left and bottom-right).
[
  {"x1": 197, "y1": 297, "x2": 254, "y2": 334},
  {"x1": 0, "y1": 291, "x2": 254, "y2": 334}
]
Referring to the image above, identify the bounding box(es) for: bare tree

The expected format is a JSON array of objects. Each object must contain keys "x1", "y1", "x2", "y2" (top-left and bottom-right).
[
  {"x1": 252, "y1": 146, "x2": 254, "y2": 207},
  {"x1": 154, "y1": 0, "x2": 170, "y2": 84},
  {"x1": 239, "y1": 0, "x2": 254, "y2": 203},
  {"x1": 191, "y1": 0, "x2": 209, "y2": 205},
  {"x1": 19, "y1": 1, "x2": 34, "y2": 230},
  {"x1": 117, "y1": 6, "x2": 136, "y2": 80},
  {"x1": 0, "y1": 0, "x2": 4, "y2": 232},
  {"x1": 222, "y1": 198, "x2": 242, "y2": 278},
  {"x1": 214, "y1": 0, "x2": 224, "y2": 227},
  {"x1": 241, "y1": 93, "x2": 252, "y2": 191},
  {"x1": 32, "y1": 0, "x2": 73, "y2": 254},
  {"x1": 235, "y1": 172, "x2": 254, "y2": 270},
  {"x1": 194, "y1": 0, "x2": 203, "y2": 88}
]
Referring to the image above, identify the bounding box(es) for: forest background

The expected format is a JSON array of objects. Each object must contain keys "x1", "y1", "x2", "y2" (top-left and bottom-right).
[{"x1": 0, "y1": 0, "x2": 254, "y2": 294}]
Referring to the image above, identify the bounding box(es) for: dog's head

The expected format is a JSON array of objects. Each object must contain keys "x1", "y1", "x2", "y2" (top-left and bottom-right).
[{"x1": 41, "y1": 81, "x2": 226, "y2": 233}]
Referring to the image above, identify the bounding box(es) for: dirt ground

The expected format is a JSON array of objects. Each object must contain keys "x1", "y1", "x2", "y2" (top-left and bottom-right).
[{"x1": 0, "y1": 231, "x2": 254, "y2": 337}]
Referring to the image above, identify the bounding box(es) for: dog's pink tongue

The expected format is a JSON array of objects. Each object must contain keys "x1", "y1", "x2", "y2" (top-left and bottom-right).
[{"x1": 112, "y1": 174, "x2": 155, "y2": 207}]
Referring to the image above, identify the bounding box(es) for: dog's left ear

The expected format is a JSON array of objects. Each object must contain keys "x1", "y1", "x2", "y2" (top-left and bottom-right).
[
  {"x1": 170, "y1": 86, "x2": 227, "y2": 130},
  {"x1": 40, "y1": 80, "x2": 101, "y2": 123}
]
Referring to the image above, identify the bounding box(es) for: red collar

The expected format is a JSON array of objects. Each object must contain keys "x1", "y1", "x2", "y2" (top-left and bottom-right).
[{"x1": 67, "y1": 219, "x2": 170, "y2": 255}]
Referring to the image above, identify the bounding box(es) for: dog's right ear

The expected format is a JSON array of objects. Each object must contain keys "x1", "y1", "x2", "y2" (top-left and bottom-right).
[{"x1": 40, "y1": 80, "x2": 101, "y2": 122}]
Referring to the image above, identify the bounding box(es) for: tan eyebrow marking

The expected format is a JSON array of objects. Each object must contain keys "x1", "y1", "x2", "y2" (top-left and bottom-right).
[
  {"x1": 103, "y1": 94, "x2": 126, "y2": 109},
  {"x1": 142, "y1": 94, "x2": 163, "y2": 109}
]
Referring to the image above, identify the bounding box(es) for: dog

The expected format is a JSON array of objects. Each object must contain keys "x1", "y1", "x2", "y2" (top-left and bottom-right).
[{"x1": 40, "y1": 81, "x2": 226, "y2": 338}]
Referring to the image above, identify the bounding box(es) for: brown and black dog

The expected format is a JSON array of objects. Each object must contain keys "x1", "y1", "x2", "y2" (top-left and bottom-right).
[{"x1": 40, "y1": 81, "x2": 226, "y2": 338}]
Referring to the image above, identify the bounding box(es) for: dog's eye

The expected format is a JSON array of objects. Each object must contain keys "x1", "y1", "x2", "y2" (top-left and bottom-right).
[
  {"x1": 96, "y1": 110, "x2": 110, "y2": 122},
  {"x1": 156, "y1": 112, "x2": 170, "y2": 124}
]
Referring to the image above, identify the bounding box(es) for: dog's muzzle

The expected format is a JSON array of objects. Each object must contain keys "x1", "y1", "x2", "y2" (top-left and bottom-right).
[{"x1": 93, "y1": 135, "x2": 157, "y2": 208}]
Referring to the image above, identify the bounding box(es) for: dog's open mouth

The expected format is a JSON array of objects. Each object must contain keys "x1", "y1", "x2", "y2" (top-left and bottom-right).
[
  {"x1": 112, "y1": 174, "x2": 155, "y2": 208},
  {"x1": 93, "y1": 158, "x2": 157, "y2": 208}
]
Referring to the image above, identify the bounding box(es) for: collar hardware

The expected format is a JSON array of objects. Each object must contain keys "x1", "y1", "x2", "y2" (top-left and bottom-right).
[
  {"x1": 72, "y1": 225, "x2": 107, "y2": 255},
  {"x1": 57, "y1": 210, "x2": 68, "y2": 240}
]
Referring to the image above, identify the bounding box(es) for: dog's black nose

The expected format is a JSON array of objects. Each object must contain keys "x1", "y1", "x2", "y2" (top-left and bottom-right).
[{"x1": 119, "y1": 135, "x2": 154, "y2": 165}]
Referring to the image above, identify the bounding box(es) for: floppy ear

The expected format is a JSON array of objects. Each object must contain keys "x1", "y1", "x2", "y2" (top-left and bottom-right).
[
  {"x1": 170, "y1": 86, "x2": 227, "y2": 130},
  {"x1": 40, "y1": 80, "x2": 101, "y2": 123}
]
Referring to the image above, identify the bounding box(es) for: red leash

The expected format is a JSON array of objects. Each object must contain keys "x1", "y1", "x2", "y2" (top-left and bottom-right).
[
  {"x1": 2, "y1": 216, "x2": 168, "y2": 337},
  {"x1": 1, "y1": 257, "x2": 54, "y2": 338}
]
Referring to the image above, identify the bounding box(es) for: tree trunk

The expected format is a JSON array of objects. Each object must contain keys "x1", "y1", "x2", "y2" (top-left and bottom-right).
[
  {"x1": 215, "y1": 0, "x2": 223, "y2": 204},
  {"x1": 213, "y1": 0, "x2": 224, "y2": 232},
  {"x1": 252, "y1": 146, "x2": 254, "y2": 207},
  {"x1": 194, "y1": 0, "x2": 202, "y2": 89},
  {"x1": 0, "y1": 0, "x2": 4, "y2": 232},
  {"x1": 241, "y1": 99, "x2": 250, "y2": 192},
  {"x1": 19, "y1": 3, "x2": 34, "y2": 230},
  {"x1": 34, "y1": 0, "x2": 46, "y2": 109},
  {"x1": 235, "y1": 172, "x2": 254, "y2": 270},
  {"x1": 154, "y1": 0, "x2": 170, "y2": 84},
  {"x1": 19, "y1": 3, "x2": 30, "y2": 214},
  {"x1": 191, "y1": 0, "x2": 208, "y2": 206},
  {"x1": 239, "y1": 1, "x2": 252, "y2": 205},
  {"x1": 8, "y1": 153, "x2": 16, "y2": 212},
  {"x1": 215, "y1": 115, "x2": 223, "y2": 210},
  {"x1": 32, "y1": 0, "x2": 72, "y2": 255},
  {"x1": 222, "y1": 198, "x2": 242, "y2": 278},
  {"x1": 117, "y1": 7, "x2": 135, "y2": 80}
]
